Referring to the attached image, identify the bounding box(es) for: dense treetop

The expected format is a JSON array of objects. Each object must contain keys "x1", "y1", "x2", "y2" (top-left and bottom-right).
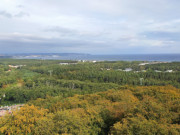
[{"x1": 0, "y1": 59, "x2": 180, "y2": 134}]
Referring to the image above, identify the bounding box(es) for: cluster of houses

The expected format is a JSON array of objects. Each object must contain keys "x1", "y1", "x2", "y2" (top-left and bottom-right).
[
  {"x1": 102, "y1": 62, "x2": 174, "y2": 73},
  {"x1": 116, "y1": 68, "x2": 133, "y2": 72},
  {"x1": 139, "y1": 61, "x2": 169, "y2": 66},
  {"x1": 78, "y1": 60, "x2": 97, "y2": 63},
  {"x1": 154, "y1": 70, "x2": 173, "y2": 73},
  {"x1": 59, "y1": 60, "x2": 97, "y2": 65},
  {"x1": 101, "y1": 68, "x2": 133, "y2": 72},
  {"x1": 139, "y1": 62, "x2": 173, "y2": 73},
  {"x1": 59, "y1": 63, "x2": 77, "y2": 65},
  {"x1": 6, "y1": 65, "x2": 26, "y2": 72},
  {"x1": 8, "y1": 65, "x2": 26, "y2": 68},
  {"x1": 0, "y1": 104, "x2": 23, "y2": 117},
  {"x1": 102, "y1": 68, "x2": 174, "y2": 73}
]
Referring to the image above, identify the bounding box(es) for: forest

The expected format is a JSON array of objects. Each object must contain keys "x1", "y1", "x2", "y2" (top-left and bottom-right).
[{"x1": 0, "y1": 59, "x2": 180, "y2": 135}]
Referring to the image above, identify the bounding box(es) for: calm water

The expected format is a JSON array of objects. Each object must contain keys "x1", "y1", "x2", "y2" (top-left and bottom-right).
[
  {"x1": 82, "y1": 54, "x2": 180, "y2": 62},
  {"x1": 16, "y1": 54, "x2": 180, "y2": 62}
]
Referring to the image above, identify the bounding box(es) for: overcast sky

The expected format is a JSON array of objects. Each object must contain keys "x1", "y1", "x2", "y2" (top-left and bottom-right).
[{"x1": 0, "y1": 0, "x2": 180, "y2": 54}]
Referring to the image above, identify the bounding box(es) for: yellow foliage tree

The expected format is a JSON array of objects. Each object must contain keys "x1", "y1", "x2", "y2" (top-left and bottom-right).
[{"x1": 0, "y1": 105, "x2": 55, "y2": 135}]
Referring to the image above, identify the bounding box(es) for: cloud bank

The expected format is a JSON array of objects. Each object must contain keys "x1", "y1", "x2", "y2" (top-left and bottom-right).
[{"x1": 0, "y1": 0, "x2": 180, "y2": 54}]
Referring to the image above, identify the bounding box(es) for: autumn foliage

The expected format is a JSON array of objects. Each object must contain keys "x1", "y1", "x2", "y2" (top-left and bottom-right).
[{"x1": 0, "y1": 85, "x2": 179, "y2": 135}]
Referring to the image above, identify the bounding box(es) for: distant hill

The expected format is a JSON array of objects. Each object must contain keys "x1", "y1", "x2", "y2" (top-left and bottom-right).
[
  {"x1": 0, "y1": 55, "x2": 12, "y2": 58},
  {"x1": 0, "y1": 53, "x2": 91, "y2": 60}
]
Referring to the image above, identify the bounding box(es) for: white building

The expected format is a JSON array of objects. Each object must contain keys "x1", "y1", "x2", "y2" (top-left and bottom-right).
[
  {"x1": 155, "y1": 70, "x2": 162, "y2": 73},
  {"x1": 59, "y1": 63, "x2": 69, "y2": 65},
  {"x1": 124, "y1": 68, "x2": 132, "y2": 72},
  {"x1": 165, "y1": 70, "x2": 173, "y2": 73}
]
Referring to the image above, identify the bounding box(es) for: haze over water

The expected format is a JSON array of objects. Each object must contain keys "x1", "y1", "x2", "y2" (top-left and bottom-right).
[{"x1": 14, "y1": 54, "x2": 180, "y2": 62}]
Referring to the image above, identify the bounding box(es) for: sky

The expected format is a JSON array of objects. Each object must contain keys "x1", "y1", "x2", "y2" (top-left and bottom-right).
[{"x1": 0, "y1": 0, "x2": 180, "y2": 54}]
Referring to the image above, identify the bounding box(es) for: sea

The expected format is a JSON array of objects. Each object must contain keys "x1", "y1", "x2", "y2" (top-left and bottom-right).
[{"x1": 13, "y1": 54, "x2": 180, "y2": 62}]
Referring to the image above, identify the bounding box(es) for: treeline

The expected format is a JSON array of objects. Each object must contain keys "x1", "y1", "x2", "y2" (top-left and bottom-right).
[
  {"x1": 0, "y1": 59, "x2": 77, "y2": 66},
  {"x1": 144, "y1": 62, "x2": 180, "y2": 71},
  {"x1": 0, "y1": 86, "x2": 179, "y2": 134},
  {"x1": 1, "y1": 59, "x2": 180, "y2": 105},
  {"x1": 26, "y1": 62, "x2": 180, "y2": 87},
  {"x1": 0, "y1": 79, "x2": 120, "y2": 105}
]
